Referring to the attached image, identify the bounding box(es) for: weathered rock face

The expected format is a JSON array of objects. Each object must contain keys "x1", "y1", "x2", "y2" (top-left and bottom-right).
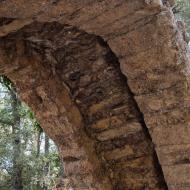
[
  {"x1": 0, "y1": 22, "x2": 167, "y2": 190},
  {"x1": 0, "y1": 0, "x2": 190, "y2": 190}
]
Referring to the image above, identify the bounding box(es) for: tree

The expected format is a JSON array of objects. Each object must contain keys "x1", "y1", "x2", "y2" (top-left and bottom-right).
[
  {"x1": 0, "y1": 76, "x2": 23, "y2": 190},
  {"x1": 176, "y1": 0, "x2": 190, "y2": 33},
  {"x1": 0, "y1": 76, "x2": 61, "y2": 190},
  {"x1": 10, "y1": 86, "x2": 23, "y2": 190}
]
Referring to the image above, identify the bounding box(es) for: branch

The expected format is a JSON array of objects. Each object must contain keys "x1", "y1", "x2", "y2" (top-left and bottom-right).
[
  {"x1": 172, "y1": 4, "x2": 183, "y2": 14},
  {"x1": 0, "y1": 118, "x2": 13, "y2": 126}
]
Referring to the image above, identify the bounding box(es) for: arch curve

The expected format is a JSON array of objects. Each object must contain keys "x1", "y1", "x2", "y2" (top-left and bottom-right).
[{"x1": 0, "y1": 21, "x2": 167, "y2": 189}]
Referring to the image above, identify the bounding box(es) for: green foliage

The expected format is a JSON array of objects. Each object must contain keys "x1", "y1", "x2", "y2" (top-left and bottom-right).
[
  {"x1": 176, "y1": 0, "x2": 190, "y2": 33},
  {"x1": 34, "y1": 121, "x2": 43, "y2": 134},
  {"x1": 0, "y1": 75, "x2": 13, "y2": 91},
  {"x1": 21, "y1": 147, "x2": 60, "y2": 190},
  {"x1": 0, "y1": 75, "x2": 61, "y2": 190}
]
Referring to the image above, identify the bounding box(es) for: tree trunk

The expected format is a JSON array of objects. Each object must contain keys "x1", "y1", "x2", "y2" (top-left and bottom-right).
[
  {"x1": 43, "y1": 134, "x2": 49, "y2": 190},
  {"x1": 44, "y1": 133, "x2": 50, "y2": 175},
  {"x1": 35, "y1": 131, "x2": 41, "y2": 189},
  {"x1": 36, "y1": 131, "x2": 41, "y2": 157},
  {"x1": 10, "y1": 88, "x2": 23, "y2": 190}
]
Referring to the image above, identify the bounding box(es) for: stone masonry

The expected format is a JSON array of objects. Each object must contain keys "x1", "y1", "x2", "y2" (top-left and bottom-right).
[{"x1": 0, "y1": 0, "x2": 190, "y2": 189}]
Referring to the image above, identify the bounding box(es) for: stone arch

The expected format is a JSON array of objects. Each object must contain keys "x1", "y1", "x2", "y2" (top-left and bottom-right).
[
  {"x1": 0, "y1": 0, "x2": 190, "y2": 189},
  {"x1": 0, "y1": 21, "x2": 167, "y2": 189}
]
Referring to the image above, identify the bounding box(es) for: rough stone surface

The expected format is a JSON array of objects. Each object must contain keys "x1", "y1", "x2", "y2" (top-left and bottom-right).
[
  {"x1": 0, "y1": 0, "x2": 189, "y2": 189},
  {"x1": 0, "y1": 23, "x2": 166, "y2": 189}
]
